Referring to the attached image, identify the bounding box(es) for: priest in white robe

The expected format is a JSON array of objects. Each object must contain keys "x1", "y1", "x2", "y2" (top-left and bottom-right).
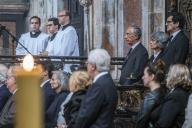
[
  {"x1": 16, "y1": 16, "x2": 48, "y2": 55},
  {"x1": 56, "y1": 10, "x2": 79, "y2": 73}
]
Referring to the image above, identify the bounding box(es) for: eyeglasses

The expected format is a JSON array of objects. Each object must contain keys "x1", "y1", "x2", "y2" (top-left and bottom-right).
[
  {"x1": 166, "y1": 20, "x2": 173, "y2": 24},
  {"x1": 6, "y1": 75, "x2": 14, "y2": 80},
  {"x1": 58, "y1": 14, "x2": 67, "y2": 17},
  {"x1": 46, "y1": 24, "x2": 54, "y2": 27}
]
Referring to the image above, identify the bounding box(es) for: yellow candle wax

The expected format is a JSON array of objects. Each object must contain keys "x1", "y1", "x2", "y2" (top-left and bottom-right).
[{"x1": 15, "y1": 55, "x2": 43, "y2": 128}]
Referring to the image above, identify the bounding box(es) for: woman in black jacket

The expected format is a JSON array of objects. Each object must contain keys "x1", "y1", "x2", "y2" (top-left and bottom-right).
[
  {"x1": 150, "y1": 64, "x2": 192, "y2": 128},
  {"x1": 46, "y1": 70, "x2": 69, "y2": 128},
  {"x1": 63, "y1": 70, "x2": 91, "y2": 128},
  {"x1": 136, "y1": 60, "x2": 167, "y2": 128}
]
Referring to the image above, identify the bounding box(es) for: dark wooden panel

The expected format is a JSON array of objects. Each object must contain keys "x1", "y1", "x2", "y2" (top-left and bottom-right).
[{"x1": 0, "y1": 14, "x2": 26, "y2": 55}]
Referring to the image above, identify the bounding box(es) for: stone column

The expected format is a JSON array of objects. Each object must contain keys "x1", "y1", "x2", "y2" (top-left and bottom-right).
[
  {"x1": 26, "y1": 0, "x2": 59, "y2": 32},
  {"x1": 89, "y1": 0, "x2": 124, "y2": 79},
  {"x1": 142, "y1": 0, "x2": 166, "y2": 53},
  {"x1": 79, "y1": 0, "x2": 93, "y2": 55}
]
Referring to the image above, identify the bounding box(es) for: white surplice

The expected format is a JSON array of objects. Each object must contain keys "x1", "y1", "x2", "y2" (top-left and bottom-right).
[
  {"x1": 16, "y1": 32, "x2": 49, "y2": 55},
  {"x1": 46, "y1": 26, "x2": 79, "y2": 73}
]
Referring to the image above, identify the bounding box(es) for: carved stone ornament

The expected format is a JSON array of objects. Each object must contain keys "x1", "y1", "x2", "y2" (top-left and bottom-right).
[
  {"x1": 79, "y1": 0, "x2": 92, "y2": 7},
  {"x1": 179, "y1": 0, "x2": 192, "y2": 29}
]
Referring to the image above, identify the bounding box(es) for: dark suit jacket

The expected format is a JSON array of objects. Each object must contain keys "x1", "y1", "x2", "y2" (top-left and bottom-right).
[
  {"x1": 0, "y1": 84, "x2": 11, "y2": 112},
  {"x1": 42, "y1": 81, "x2": 56, "y2": 111},
  {"x1": 151, "y1": 87, "x2": 190, "y2": 128},
  {"x1": 46, "y1": 90, "x2": 69, "y2": 128},
  {"x1": 0, "y1": 94, "x2": 16, "y2": 128},
  {"x1": 162, "y1": 31, "x2": 189, "y2": 69},
  {"x1": 149, "y1": 50, "x2": 164, "y2": 64},
  {"x1": 119, "y1": 43, "x2": 148, "y2": 85},
  {"x1": 74, "y1": 73, "x2": 118, "y2": 128},
  {"x1": 64, "y1": 89, "x2": 87, "y2": 128}
]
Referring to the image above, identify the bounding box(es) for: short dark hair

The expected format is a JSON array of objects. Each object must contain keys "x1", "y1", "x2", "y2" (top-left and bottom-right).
[
  {"x1": 168, "y1": 12, "x2": 185, "y2": 29},
  {"x1": 146, "y1": 60, "x2": 166, "y2": 83},
  {"x1": 30, "y1": 16, "x2": 41, "y2": 25},
  {"x1": 48, "y1": 17, "x2": 60, "y2": 29},
  {"x1": 48, "y1": 17, "x2": 59, "y2": 26},
  {"x1": 38, "y1": 61, "x2": 55, "y2": 79}
]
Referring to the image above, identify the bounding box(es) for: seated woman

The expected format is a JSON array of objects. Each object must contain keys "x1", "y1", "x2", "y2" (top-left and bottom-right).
[
  {"x1": 63, "y1": 70, "x2": 91, "y2": 128},
  {"x1": 46, "y1": 70, "x2": 69, "y2": 128},
  {"x1": 149, "y1": 31, "x2": 168, "y2": 63},
  {"x1": 151, "y1": 64, "x2": 191, "y2": 128},
  {"x1": 136, "y1": 60, "x2": 167, "y2": 128}
]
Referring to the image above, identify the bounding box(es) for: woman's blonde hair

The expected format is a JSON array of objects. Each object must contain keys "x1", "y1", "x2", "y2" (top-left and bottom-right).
[
  {"x1": 69, "y1": 71, "x2": 91, "y2": 91},
  {"x1": 166, "y1": 64, "x2": 192, "y2": 91}
]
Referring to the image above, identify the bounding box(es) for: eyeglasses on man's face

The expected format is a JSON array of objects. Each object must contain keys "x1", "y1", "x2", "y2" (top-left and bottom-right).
[
  {"x1": 58, "y1": 14, "x2": 67, "y2": 17},
  {"x1": 46, "y1": 24, "x2": 54, "y2": 27},
  {"x1": 166, "y1": 20, "x2": 173, "y2": 24}
]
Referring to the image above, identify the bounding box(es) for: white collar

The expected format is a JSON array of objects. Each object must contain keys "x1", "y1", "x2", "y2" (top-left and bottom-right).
[
  {"x1": 131, "y1": 41, "x2": 140, "y2": 50},
  {"x1": 40, "y1": 79, "x2": 50, "y2": 88},
  {"x1": 93, "y1": 72, "x2": 108, "y2": 83},
  {"x1": 171, "y1": 30, "x2": 181, "y2": 41},
  {"x1": 153, "y1": 50, "x2": 161, "y2": 57},
  {"x1": 0, "y1": 83, "x2": 4, "y2": 88},
  {"x1": 13, "y1": 89, "x2": 17, "y2": 94}
]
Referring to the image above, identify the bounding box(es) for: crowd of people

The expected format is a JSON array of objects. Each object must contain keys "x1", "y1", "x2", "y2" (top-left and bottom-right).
[{"x1": 0, "y1": 9, "x2": 191, "y2": 128}]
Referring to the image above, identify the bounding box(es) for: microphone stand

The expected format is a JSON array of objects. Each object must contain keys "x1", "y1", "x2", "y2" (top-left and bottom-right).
[{"x1": 0, "y1": 24, "x2": 32, "y2": 55}]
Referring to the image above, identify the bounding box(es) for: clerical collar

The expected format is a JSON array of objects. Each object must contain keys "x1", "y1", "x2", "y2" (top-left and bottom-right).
[
  {"x1": 30, "y1": 31, "x2": 41, "y2": 38},
  {"x1": 48, "y1": 32, "x2": 57, "y2": 41},
  {"x1": 61, "y1": 24, "x2": 71, "y2": 31}
]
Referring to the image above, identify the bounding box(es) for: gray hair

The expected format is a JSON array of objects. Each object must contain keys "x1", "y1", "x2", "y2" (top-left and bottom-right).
[
  {"x1": 151, "y1": 31, "x2": 169, "y2": 49},
  {"x1": 129, "y1": 25, "x2": 142, "y2": 40},
  {"x1": 0, "y1": 64, "x2": 8, "y2": 83},
  {"x1": 52, "y1": 70, "x2": 69, "y2": 91},
  {"x1": 166, "y1": 64, "x2": 191, "y2": 90},
  {"x1": 87, "y1": 48, "x2": 111, "y2": 72}
]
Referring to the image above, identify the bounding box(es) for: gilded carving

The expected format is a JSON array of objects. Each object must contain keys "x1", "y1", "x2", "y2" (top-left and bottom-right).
[{"x1": 179, "y1": 0, "x2": 192, "y2": 29}]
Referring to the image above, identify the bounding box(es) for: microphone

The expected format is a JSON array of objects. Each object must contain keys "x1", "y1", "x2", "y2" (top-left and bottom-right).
[
  {"x1": 0, "y1": 24, "x2": 6, "y2": 37},
  {"x1": 0, "y1": 24, "x2": 6, "y2": 30},
  {"x1": 0, "y1": 24, "x2": 32, "y2": 55}
]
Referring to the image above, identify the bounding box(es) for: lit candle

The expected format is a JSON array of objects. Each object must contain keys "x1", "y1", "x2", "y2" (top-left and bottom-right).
[{"x1": 15, "y1": 54, "x2": 43, "y2": 128}]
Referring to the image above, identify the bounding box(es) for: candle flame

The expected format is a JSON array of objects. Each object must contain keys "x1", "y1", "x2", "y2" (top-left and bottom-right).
[{"x1": 23, "y1": 54, "x2": 34, "y2": 72}]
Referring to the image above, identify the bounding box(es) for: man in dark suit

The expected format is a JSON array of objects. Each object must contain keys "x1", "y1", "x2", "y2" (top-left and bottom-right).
[
  {"x1": 39, "y1": 61, "x2": 56, "y2": 111},
  {"x1": 0, "y1": 66, "x2": 17, "y2": 128},
  {"x1": 0, "y1": 64, "x2": 11, "y2": 112},
  {"x1": 0, "y1": 85, "x2": 11, "y2": 113},
  {"x1": 162, "y1": 12, "x2": 189, "y2": 69},
  {"x1": 74, "y1": 49, "x2": 118, "y2": 128},
  {"x1": 119, "y1": 25, "x2": 148, "y2": 85}
]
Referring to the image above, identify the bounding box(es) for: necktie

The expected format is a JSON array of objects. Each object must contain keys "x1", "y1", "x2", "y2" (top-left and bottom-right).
[
  {"x1": 167, "y1": 35, "x2": 173, "y2": 46},
  {"x1": 125, "y1": 48, "x2": 132, "y2": 61}
]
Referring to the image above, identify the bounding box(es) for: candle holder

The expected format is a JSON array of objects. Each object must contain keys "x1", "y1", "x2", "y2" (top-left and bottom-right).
[{"x1": 15, "y1": 54, "x2": 43, "y2": 128}]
